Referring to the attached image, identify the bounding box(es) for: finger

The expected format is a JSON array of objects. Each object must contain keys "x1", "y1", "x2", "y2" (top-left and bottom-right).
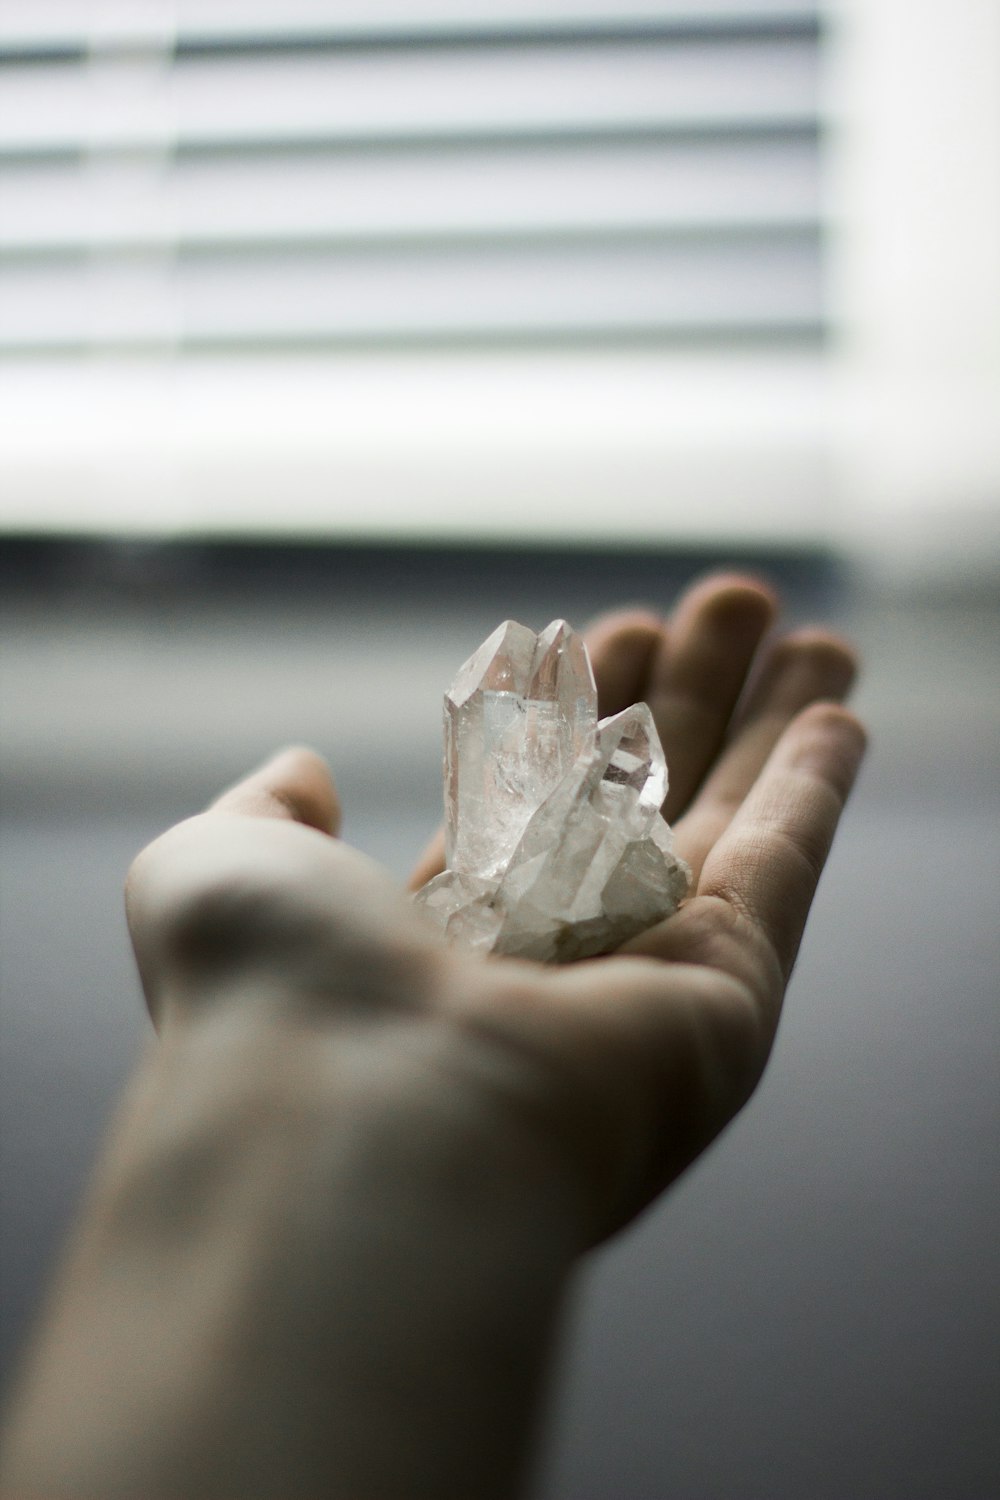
[
  {"x1": 695, "y1": 702, "x2": 866, "y2": 987},
  {"x1": 676, "y1": 629, "x2": 857, "y2": 881},
  {"x1": 583, "y1": 608, "x2": 665, "y2": 715},
  {"x1": 408, "y1": 585, "x2": 773, "y2": 889},
  {"x1": 209, "y1": 746, "x2": 341, "y2": 835},
  {"x1": 644, "y1": 574, "x2": 778, "y2": 822},
  {"x1": 408, "y1": 827, "x2": 446, "y2": 891},
  {"x1": 408, "y1": 582, "x2": 775, "y2": 892}
]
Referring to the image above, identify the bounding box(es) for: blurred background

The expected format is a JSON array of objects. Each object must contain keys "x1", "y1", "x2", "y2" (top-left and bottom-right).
[{"x1": 1, "y1": 3, "x2": 998, "y2": 1497}]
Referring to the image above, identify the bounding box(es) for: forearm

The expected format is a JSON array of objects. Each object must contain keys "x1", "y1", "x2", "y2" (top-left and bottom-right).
[{"x1": 1, "y1": 1001, "x2": 581, "y2": 1499}]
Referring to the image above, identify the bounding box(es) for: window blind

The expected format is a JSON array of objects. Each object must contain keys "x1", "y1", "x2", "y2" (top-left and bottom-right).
[{"x1": 0, "y1": 1, "x2": 823, "y2": 354}]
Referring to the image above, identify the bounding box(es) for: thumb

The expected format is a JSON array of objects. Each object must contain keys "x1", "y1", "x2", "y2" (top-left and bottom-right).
[{"x1": 208, "y1": 746, "x2": 341, "y2": 835}]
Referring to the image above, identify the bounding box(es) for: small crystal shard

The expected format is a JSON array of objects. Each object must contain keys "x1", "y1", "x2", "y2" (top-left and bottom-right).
[{"x1": 415, "y1": 620, "x2": 691, "y2": 963}]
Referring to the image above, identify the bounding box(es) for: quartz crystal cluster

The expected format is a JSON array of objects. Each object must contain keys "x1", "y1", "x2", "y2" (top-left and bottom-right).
[{"x1": 414, "y1": 619, "x2": 690, "y2": 962}]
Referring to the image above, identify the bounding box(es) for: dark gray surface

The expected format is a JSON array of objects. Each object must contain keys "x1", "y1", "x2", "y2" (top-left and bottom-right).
[{"x1": 1, "y1": 554, "x2": 998, "y2": 1497}]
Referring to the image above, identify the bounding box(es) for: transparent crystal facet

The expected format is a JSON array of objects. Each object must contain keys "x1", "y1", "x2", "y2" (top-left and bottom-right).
[{"x1": 417, "y1": 621, "x2": 689, "y2": 963}]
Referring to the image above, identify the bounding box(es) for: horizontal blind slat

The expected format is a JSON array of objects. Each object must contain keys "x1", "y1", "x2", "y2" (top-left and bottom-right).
[
  {"x1": 0, "y1": 236, "x2": 822, "y2": 351},
  {"x1": 0, "y1": 138, "x2": 820, "y2": 254},
  {"x1": 0, "y1": 2, "x2": 819, "y2": 54},
  {"x1": 0, "y1": 38, "x2": 818, "y2": 155}
]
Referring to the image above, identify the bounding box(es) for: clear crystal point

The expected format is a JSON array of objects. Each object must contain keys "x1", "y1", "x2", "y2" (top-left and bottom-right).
[
  {"x1": 418, "y1": 621, "x2": 689, "y2": 962},
  {"x1": 444, "y1": 617, "x2": 596, "y2": 880}
]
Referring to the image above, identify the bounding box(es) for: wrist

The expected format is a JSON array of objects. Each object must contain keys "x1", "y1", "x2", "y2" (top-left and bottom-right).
[{"x1": 4, "y1": 998, "x2": 580, "y2": 1499}]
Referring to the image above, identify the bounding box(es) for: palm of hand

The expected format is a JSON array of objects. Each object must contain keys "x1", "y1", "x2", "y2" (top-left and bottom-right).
[{"x1": 127, "y1": 576, "x2": 863, "y2": 1246}]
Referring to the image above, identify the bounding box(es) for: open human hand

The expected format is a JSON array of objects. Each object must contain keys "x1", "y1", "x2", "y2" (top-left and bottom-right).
[
  {"x1": 127, "y1": 573, "x2": 864, "y2": 1248},
  {"x1": 4, "y1": 573, "x2": 865, "y2": 1500}
]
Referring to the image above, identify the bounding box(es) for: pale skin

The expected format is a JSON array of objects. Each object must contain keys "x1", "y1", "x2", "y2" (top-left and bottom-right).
[{"x1": 0, "y1": 574, "x2": 865, "y2": 1500}]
